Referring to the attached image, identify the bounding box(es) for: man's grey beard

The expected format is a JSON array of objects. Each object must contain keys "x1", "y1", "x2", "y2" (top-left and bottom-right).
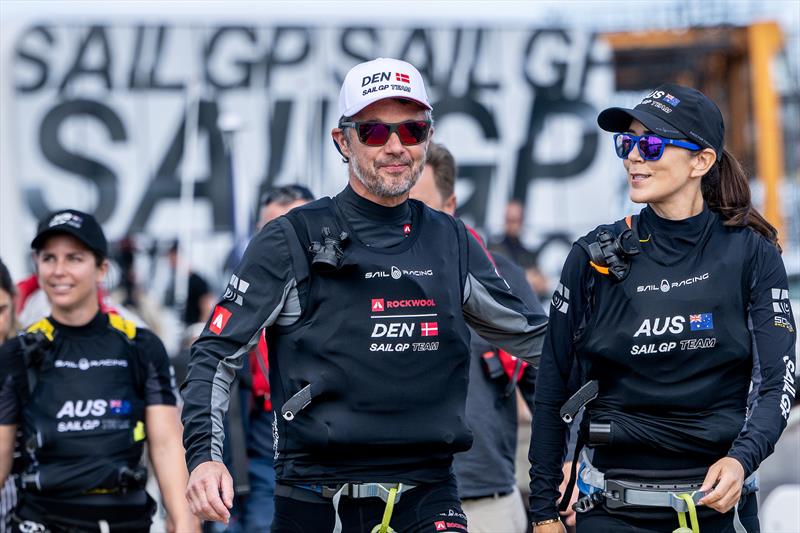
[{"x1": 350, "y1": 145, "x2": 426, "y2": 199}]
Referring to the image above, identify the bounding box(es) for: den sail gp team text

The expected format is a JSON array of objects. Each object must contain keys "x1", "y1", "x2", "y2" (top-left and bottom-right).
[{"x1": 0, "y1": 57, "x2": 793, "y2": 533}]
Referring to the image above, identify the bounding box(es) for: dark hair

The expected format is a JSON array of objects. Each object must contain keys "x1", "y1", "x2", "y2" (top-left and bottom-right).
[
  {"x1": 701, "y1": 149, "x2": 781, "y2": 252},
  {"x1": 260, "y1": 184, "x2": 315, "y2": 208},
  {"x1": 425, "y1": 142, "x2": 457, "y2": 201},
  {"x1": 0, "y1": 259, "x2": 14, "y2": 297}
]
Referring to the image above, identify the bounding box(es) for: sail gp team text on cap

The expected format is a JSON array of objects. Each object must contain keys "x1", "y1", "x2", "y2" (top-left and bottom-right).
[{"x1": 339, "y1": 57, "x2": 432, "y2": 117}]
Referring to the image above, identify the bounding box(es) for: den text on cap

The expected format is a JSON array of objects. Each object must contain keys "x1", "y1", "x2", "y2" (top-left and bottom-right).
[{"x1": 339, "y1": 57, "x2": 432, "y2": 117}]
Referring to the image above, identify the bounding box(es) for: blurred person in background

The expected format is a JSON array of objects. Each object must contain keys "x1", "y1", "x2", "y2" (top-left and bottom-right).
[
  {"x1": 410, "y1": 143, "x2": 539, "y2": 533},
  {"x1": 490, "y1": 200, "x2": 536, "y2": 269},
  {"x1": 530, "y1": 85, "x2": 797, "y2": 532},
  {"x1": 237, "y1": 184, "x2": 315, "y2": 533},
  {"x1": 164, "y1": 241, "x2": 215, "y2": 327},
  {"x1": 0, "y1": 210, "x2": 198, "y2": 533},
  {"x1": 182, "y1": 57, "x2": 547, "y2": 532},
  {"x1": 256, "y1": 185, "x2": 315, "y2": 231},
  {"x1": 0, "y1": 259, "x2": 19, "y2": 533}
]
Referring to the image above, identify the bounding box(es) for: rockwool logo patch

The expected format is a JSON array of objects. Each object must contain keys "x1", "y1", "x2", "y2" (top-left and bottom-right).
[{"x1": 209, "y1": 306, "x2": 232, "y2": 335}]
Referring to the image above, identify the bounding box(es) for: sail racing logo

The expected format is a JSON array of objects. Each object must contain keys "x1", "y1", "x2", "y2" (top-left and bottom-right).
[{"x1": 637, "y1": 272, "x2": 709, "y2": 293}]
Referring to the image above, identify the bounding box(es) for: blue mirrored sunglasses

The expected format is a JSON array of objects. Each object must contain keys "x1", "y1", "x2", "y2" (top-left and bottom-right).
[{"x1": 614, "y1": 133, "x2": 701, "y2": 161}]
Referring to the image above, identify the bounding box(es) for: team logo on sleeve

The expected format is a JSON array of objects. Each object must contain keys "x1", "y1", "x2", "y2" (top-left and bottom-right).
[
  {"x1": 551, "y1": 283, "x2": 570, "y2": 314},
  {"x1": 210, "y1": 306, "x2": 232, "y2": 335},
  {"x1": 772, "y1": 289, "x2": 792, "y2": 315},
  {"x1": 772, "y1": 289, "x2": 795, "y2": 332},
  {"x1": 224, "y1": 274, "x2": 250, "y2": 306}
]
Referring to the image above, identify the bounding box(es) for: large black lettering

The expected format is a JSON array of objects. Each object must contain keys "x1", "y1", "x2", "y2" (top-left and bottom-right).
[
  {"x1": 128, "y1": 100, "x2": 231, "y2": 233},
  {"x1": 339, "y1": 27, "x2": 379, "y2": 64},
  {"x1": 128, "y1": 25, "x2": 147, "y2": 89},
  {"x1": 261, "y1": 27, "x2": 311, "y2": 86},
  {"x1": 433, "y1": 98, "x2": 498, "y2": 226},
  {"x1": 59, "y1": 25, "x2": 113, "y2": 93},
  {"x1": 28, "y1": 99, "x2": 126, "y2": 223},
  {"x1": 204, "y1": 26, "x2": 257, "y2": 90},
  {"x1": 454, "y1": 165, "x2": 494, "y2": 228},
  {"x1": 512, "y1": 30, "x2": 599, "y2": 201},
  {"x1": 397, "y1": 29, "x2": 435, "y2": 90},
  {"x1": 14, "y1": 25, "x2": 54, "y2": 93},
  {"x1": 437, "y1": 28, "x2": 500, "y2": 98},
  {"x1": 337, "y1": 27, "x2": 379, "y2": 86},
  {"x1": 261, "y1": 99, "x2": 293, "y2": 189},
  {"x1": 149, "y1": 25, "x2": 183, "y2": 90}
]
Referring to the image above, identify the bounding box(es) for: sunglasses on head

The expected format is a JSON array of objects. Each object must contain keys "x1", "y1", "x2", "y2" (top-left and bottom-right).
[
  {"x1": 613, "y1": 133, "x2": 701, "y2": 161},
  {"x1": 339, "y1": 120, "x2": 432, "y2": 147}
]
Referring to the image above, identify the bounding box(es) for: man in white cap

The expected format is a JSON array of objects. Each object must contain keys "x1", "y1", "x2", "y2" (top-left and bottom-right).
[{"x1": 182, "y1": 57, "x2": 548, "y2": 532}]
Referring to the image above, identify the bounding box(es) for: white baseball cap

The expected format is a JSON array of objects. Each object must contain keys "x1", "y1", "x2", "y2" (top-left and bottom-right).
[{"x1": 339, "y1": 57, "x2": 432, "y2": 118}]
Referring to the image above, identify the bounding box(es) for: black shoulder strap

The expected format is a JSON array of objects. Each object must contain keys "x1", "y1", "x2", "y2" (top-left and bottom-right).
[
  {"x1": 21, "y1": 318, "x2": 56, "y2": 394},
  {"x1": 277, "y1": 216, "x2": 312, "y2": 287}
]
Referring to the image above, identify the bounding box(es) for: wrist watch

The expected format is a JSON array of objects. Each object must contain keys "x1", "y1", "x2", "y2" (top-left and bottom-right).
[{"x1": 534, "y1": 518, "x2": 560, "y2": 526}]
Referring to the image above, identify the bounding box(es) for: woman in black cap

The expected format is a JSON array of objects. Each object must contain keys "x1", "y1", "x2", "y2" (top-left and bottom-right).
[
  {"x1": 530, "y1": 85, "x2": 796, "y2": 533},
  {"x1": 0, "y1": 210, "x2": 198, "y2": 532}
]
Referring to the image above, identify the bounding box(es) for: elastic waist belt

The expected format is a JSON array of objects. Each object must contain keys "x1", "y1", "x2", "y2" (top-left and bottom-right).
[{"x1": 276, "y1": 481, "x2": 417, "y2": 503}]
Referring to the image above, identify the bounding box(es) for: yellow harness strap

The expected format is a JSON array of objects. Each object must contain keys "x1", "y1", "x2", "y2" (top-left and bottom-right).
[
  {"x1": 673, "y1": 492, "x2": 700, "y2": 533},
  {"x1": 26, "y1": 318, "x2": 55, "y2": 341},
  {"x1": 371, "y1": 484, "x2": 400, "y2": 533},
  {"x1": 108, "y1": 313, "x2": 136, "y2": 339}
]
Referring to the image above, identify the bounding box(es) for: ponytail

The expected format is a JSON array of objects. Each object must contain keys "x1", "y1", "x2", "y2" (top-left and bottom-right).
[{"x1": 701, "y1": 149, "x2": 781, "y2": 253}]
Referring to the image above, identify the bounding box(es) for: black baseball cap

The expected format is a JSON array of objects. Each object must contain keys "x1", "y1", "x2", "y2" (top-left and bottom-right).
[
  {"x1": 31, "y1": 209, "x2": 108, "y2": 258},
  {"x1": 597, "y1": 83, "x2": 724, "y2": 160}
]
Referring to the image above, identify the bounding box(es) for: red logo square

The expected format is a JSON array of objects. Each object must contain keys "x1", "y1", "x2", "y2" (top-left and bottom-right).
[
  {"x1": 209, "y1": 305, "x2": 232, "y2": 335},
  {"x1": 372, "y1": 299, "x2": 385, "y2": 312},
  {"x1": 434, "y1": 522, "x2": 447, "y2": 531}
]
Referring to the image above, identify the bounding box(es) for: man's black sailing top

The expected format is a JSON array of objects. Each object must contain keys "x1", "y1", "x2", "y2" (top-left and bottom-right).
[
  {"x1": 529, "y1": 205, "x2": 797, "y2": 521},
  {"x1": 182, "y1": 185, "x2": 548, "y2": 484}
]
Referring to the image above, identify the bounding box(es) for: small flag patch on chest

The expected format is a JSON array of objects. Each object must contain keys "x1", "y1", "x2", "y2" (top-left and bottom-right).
[
  {"x1": 421, "y1": 322, "x2": 438, "y2": 336},
  {"x1": 689, "y1": 313, "x2": 713, "y2": 331}
]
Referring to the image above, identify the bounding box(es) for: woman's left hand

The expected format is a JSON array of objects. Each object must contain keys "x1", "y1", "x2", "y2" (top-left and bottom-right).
[{"x1": 698, "y1": 457, "x2": 745, "y2": 513}]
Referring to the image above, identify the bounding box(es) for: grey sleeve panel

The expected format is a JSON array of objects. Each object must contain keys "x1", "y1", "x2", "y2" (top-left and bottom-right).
[
  {"x1": 463, "y1": 272, "x2": 548, "y2": 363},
  {"x1": 276, "y1": 287, "x2": 301, "y2": 326},
  {"x1": 208, "y1": 278, "x2": 296, "y2": 462},
  {"x1": 182, "y1": 220, "x2": 300, "y2": 472},
  {"x1": 461, "y1": 229, "x2": 548, "y2": 363}
]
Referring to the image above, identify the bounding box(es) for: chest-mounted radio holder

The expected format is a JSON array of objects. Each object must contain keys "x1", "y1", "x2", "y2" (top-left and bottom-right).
[
  {"x1": 587, "y1": 227, "x2": 639, "y2": 282},
  {"x1": 309, "y1": 226, "x2": 349, "y2": 273}
]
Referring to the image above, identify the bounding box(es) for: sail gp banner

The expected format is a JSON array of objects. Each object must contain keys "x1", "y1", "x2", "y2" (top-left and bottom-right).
[{"x1": 1, "y1": 22, "x2": 619, "y2": 278}]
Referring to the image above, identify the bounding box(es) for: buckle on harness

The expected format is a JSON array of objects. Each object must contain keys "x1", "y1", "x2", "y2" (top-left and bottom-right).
[
  {"x1": 573, "y1": 492, "x2": 604, "y2": 513},
  {"x1": 603, "y1": 478, "x2": 703, "y2": 512}
]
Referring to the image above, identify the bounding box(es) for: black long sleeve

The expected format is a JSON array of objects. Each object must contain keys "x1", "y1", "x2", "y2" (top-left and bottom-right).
[{"x1": 528, "y1": 245, "x2": 590, "y2": 521}]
